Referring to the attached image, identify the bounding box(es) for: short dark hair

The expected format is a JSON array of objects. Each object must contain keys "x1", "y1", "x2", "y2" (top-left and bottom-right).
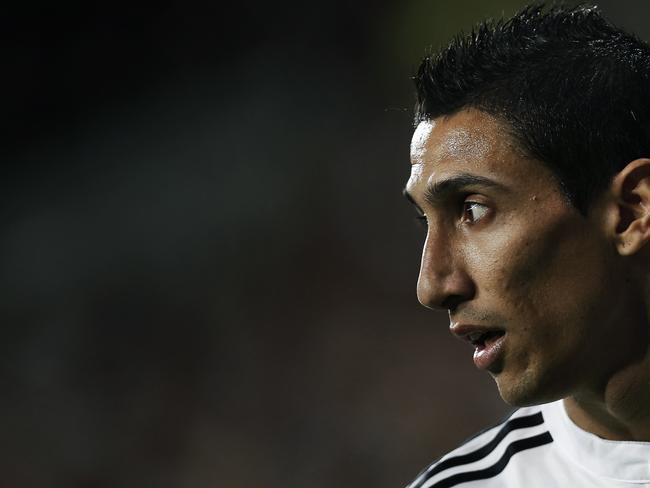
[{"x1": 414, "y1": 3, "x2": 650, "y2": 213}]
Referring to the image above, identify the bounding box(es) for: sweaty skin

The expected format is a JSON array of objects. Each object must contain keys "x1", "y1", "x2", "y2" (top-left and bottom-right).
[{"x1": 406, "y1": 108, "x2": 650, "y2": 441}]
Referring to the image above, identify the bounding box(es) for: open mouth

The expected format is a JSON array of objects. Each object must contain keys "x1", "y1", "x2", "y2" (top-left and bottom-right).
[
  {"x1": 451, "y1": 324, "x2": 507, "y2": 370},
  {"x1": 468, "y1": 330, "x2": 505, "y2": 350}
]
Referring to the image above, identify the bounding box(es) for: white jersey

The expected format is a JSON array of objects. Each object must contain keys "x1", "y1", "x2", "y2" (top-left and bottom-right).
[{"x1": 406, "y1": 400, "x2": 650, "y2": 487}]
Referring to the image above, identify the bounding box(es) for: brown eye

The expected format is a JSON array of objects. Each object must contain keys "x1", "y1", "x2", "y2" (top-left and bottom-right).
[{"x1": 462, "y1": 201, "x2": 488, "y2": 223}]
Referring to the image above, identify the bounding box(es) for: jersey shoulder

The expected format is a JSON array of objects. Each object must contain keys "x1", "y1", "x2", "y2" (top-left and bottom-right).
[{"x1": 406, "y1": 405, "x2": 553, "y2": 488}]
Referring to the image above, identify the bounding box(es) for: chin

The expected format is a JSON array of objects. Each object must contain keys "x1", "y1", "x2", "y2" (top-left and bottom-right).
[{"x1": 493, "y1": 370, "x2": 565, "y2": 407}]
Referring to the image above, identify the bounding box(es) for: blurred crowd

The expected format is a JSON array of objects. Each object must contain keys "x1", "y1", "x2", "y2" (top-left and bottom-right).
[{"x1": 2, "y1": 1, "x2": 646, "y2": 486}]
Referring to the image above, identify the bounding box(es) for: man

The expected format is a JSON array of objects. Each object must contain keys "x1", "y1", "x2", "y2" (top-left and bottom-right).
[{"x1": 403, "y1": 4, "x2": 650, "y2": 487}]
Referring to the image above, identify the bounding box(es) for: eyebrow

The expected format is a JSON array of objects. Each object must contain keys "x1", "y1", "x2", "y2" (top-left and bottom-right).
[{"x1": 403, "y1": 173, "x2": 508, "y2": 208}]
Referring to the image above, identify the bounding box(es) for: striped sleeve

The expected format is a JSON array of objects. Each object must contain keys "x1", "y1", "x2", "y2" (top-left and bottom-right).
[{"x1": 406, "y1": 407, "x2": 553, "y2": 488}]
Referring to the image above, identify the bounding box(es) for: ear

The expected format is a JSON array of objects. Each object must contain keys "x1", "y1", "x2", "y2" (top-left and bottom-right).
[{"x1": 611, "y1": 158, "x2": 650, "y2": 256}]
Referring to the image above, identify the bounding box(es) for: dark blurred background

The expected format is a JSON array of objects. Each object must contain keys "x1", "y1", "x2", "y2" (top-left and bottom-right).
[{"x1": 3, "y1": 1, "x2": 649, "y2": 486}]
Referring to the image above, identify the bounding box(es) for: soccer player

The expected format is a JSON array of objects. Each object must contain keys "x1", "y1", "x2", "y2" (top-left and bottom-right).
[{"x1": 403, "y1": 4, "x2": 650, "y2": 487}]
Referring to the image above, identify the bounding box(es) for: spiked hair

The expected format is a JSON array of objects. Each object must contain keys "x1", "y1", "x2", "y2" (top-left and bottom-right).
[{"x1": 415, "y1": 4, "x2": 650, "y2": 212}]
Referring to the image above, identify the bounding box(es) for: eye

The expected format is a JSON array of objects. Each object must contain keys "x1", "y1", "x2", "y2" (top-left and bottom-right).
[
  {"x1": 462, "y1": 201, "x2": 489, "y2": 223},
  {"x1": 414, "y1": 213, "x2": 428, "y2": 228}
]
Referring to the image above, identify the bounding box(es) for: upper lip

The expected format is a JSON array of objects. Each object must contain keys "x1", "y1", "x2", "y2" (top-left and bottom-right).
[{"x1": 450, "y1": 323, "x2": 505, "y2": 346}]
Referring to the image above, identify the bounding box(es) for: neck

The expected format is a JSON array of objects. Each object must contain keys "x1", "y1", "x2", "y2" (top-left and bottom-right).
[
  {"x1": 564, "y1": 327, "x2": 650, "y2": 441},
  {"x1": 564, "y1": 386, "x2": 650, "y2": 442}
]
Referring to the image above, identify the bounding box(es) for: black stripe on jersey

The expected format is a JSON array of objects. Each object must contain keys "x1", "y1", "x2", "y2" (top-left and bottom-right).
[
  {"x1": 429, "y1": 431, "x2": 553, "y2": 488},
  {"x1": 420, "y1": 411, "x2": 544, "y2": 482}
]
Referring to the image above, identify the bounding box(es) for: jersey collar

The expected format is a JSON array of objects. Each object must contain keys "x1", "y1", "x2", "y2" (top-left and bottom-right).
[{"x1": 542, "y1": 399, "x2": 650, "y2": 482}]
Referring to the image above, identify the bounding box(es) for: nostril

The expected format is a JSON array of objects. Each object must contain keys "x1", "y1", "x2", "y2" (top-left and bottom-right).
[
  {"x1": 417, "y1": 278, "x2": 474, "y2": 310},
  {"x1": 417, "y1": 260, "x2": 475, "y2": 310},
  {"x1": 441, "y1": 294, "x2": 466, "y2": 313}
]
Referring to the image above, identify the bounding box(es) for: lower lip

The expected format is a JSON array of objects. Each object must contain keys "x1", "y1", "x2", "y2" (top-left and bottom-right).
[{"x1": 473, "y1": 333, "x2": 506, "y2": 370}]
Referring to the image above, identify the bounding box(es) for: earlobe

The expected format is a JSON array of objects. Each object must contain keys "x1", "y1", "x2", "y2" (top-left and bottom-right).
[{"x1": 611, "y1": 158, "x2": 650, "y2": 256}]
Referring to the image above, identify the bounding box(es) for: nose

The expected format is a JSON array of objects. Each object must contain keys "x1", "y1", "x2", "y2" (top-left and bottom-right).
[{"x1": 416, "y1": 230, "x2": 475, "y2": 311}]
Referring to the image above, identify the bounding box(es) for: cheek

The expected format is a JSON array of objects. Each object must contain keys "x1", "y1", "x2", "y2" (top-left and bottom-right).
[
  {"x1": 463, "y1": 227, "x2": 542, "y2": 302},
  {"x1": 464, "y1": 215, "x2": 607, "y2": 329}
]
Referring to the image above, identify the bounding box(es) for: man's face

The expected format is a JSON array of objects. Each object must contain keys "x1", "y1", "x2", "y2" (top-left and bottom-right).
[{"x1": 405, "y1": 109, "x2": 634, "y2": 406}]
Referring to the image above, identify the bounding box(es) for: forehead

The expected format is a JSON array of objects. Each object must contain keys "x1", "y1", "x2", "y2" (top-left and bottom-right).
[
  {"x1": 410, "y1": 115, "x2": 498, "y2": 166},
  {"x1": 407, "y1": 109, "x2": 542, "y2": 195},
  {"x1": 410, "y1": 110, "x2": 514, "y2": 168}
]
